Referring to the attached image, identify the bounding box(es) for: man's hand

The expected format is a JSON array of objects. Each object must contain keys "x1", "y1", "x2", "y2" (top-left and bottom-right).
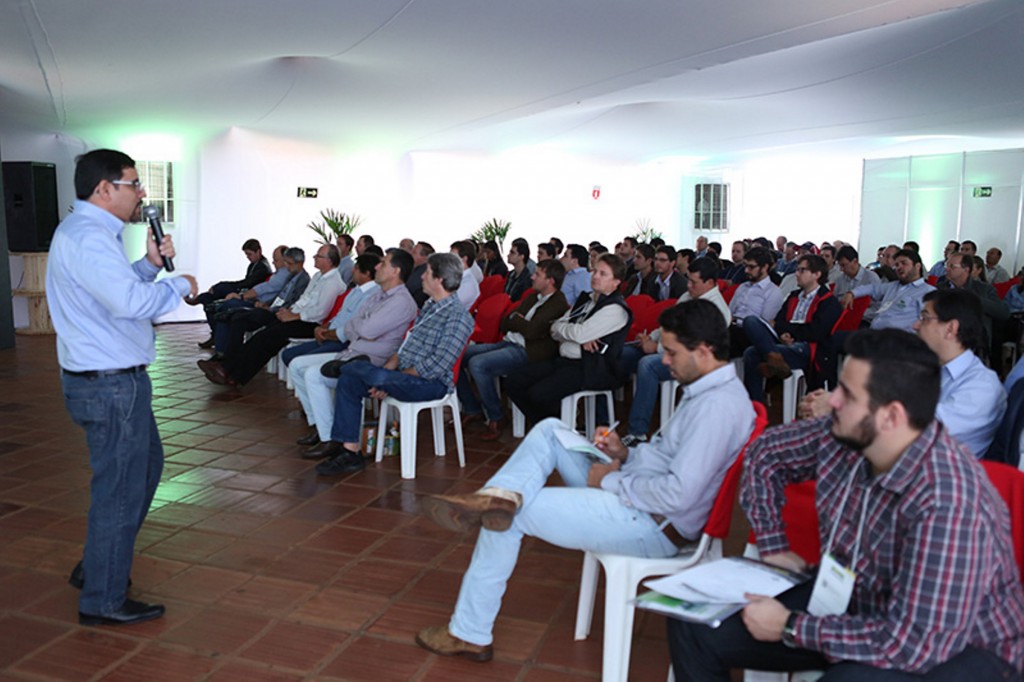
[
  {"x1": 225, "y1": 292, "x2": 241, "y2": 300},
  {"x1": 254, "y1": 300, "x2": 268, "y2": 309},
  {"x1": 637, "y1": 333, "x2": 658, "y2": 354},
  {"x1": 587, "y1": 459, "x2": 620, "y2": 488},
  {"x1": 383, "y1": 354, "x2": 399, "y2": 371},
  {"x1": 761, "y1": 550, "x2": 808, "y2": 573},
  {"x1": 276, "y1": 309, "x2": 300, "y2": 322},
  {"x1": 741, "y1": 595, "x2": 790, "y2": 642},
  {"x1": 146, "y1": 228, "x2": 176, "y2": 269},
  {"x1": 314, "y1": 325, "x2": 329, "y2": 343},
  {"x1": 179, "y1": 274, "x2": 198, "y2": 299},
  {"x1": 798, "y1": 389, "x2": 832, "y2": 420},
  {"x1": 242, "y1": 288, "x2": 258, "y2": 301},
  {"x1": 582, "y1": 340, "x2": 601, "y2": 353},
  {"x1": 779, "y1": 332, "x2": 794, "y2": 346},
  {"x1": 840, "y1": 292, "x2": 854, "y2": 310},
  {"x1": 594, "y1": 427, "x2": 629, "y2": 461}
]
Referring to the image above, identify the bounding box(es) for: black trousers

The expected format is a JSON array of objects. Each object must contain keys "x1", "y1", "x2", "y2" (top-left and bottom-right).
[
  {"x1": 223, "y1": 319, "x2": 317, "y2": 385},
  {"x1": 504, "y1": 358, "x2": 585, "y2": 426},
  {"x1": 666, "y1": 580, "x2": 1019, "y2": 681}
]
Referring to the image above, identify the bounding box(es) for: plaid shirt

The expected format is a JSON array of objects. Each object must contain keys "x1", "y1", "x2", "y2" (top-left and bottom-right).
[
  {"x1": 742, "y1": 417, "x2": 1024, "y2": 674},
  {"x1": 398, "y1": 293, "x2": 473, "y2": 390}
]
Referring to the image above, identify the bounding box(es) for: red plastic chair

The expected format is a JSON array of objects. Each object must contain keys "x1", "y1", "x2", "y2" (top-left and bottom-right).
[
  {"x1": 625, "y1": 294, "x2": 656, "y2": 341},
  {"x1": 994, "y1": 278, "x2": 1020, "y2": 300},
  {"x1": 980, "y1": 461, "x2": 1024, "y2": 583},
  {"x1": 469, "y1": 293, "x2": 511, "y2": 344},
  {"x1": 630, "y1": 298, "x2": 676, "y2": 340},
  {"x1": 833, "y1": 295, "x2": 871, "y2": 332},
  {"x1": 926, "y1": 275, "x2": 939, "y2": 286},
  {"x1": 721, "y1": 282, "x2": 741, "y2": 304},
  {"x1": 321, "y1": 290, "x2": 349, "y2": 324}
]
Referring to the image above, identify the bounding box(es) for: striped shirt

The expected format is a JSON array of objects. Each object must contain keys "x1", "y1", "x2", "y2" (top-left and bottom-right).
[
  {"x1": 742, "y1": 417, "x2": 1024, "y2": 674},
  {"x1": 398, "y1": 293, "x2": 474, "y2": 390}
]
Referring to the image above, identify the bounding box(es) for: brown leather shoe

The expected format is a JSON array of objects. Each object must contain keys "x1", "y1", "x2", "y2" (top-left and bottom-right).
[
  {"x1": 758, "y1": 351, "x2": 793, "y2": 379},
  {"x1": 421, "y1": 493, "x2": 518, "y2": 532},
  {"x1": 478, "y1": 420, "x2": 502, "y2": 441},
  {"x1": 415, "y1": 625, "x2": 493, "y2": 662},
  {"x1": 197, "y1": 358, "x2": 233, "y2": 385},
  {"x1": 302, "y1": 440, "x2": 344, "y2": 460}
]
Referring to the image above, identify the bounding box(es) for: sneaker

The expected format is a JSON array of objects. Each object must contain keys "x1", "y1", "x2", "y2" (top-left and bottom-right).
[
  {"x1": 621, "y1": 434, "x2": 648, "y2": 448},
  {"x1": 415, "y1": 625, "x2": 493, "y2": 662}
]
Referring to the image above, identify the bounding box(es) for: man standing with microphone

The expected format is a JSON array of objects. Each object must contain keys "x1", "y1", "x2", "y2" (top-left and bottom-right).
[{"x1": 47, "y1": 149, "x2": 197, "y2": 626}]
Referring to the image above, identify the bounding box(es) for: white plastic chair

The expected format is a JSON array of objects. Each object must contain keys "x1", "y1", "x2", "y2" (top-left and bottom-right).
[
  {"x1": 658, "y1": 379, "x2": 681, "y2": 426},
  {"x1": 374, "y1": 390, "x2": 465, "y2": 480},
  {"x1": 560, "y1": 389, "x2": 615, "y2": 436},
  {"x1": 781, "y1": 368, "x2": 806, "y2": 424},
  {"x1": 574, "y1": 402, "x2": 768, "y2": 682}
]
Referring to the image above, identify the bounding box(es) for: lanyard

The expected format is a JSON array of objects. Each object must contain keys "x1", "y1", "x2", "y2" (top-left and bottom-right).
[{"x1": 822, "y1": 462, "x2": 872, "y2": 570}]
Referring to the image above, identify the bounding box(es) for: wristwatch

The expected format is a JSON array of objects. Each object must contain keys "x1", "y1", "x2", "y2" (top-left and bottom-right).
[{"x1": 782, "y1": 611, "x2": 801, "y2": 648}]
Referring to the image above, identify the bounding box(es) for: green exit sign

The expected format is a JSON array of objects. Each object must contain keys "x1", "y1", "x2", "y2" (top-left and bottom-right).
[{"x1": 973, "y1": 187, "x2": 993, "y2": 198}]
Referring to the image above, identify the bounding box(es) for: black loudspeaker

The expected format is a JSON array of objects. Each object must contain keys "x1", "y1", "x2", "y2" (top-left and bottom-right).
[{"x1": 3, "y1": 162, "x2": 59, "y2": 252}]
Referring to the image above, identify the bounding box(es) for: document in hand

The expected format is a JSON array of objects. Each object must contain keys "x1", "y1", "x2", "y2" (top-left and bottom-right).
[
  {"x1": 635, "y1": 557, "x2": 808, "y2": 627},
  {"x1": 552, "y1": 424, "x2": 613, "y2": 464}
]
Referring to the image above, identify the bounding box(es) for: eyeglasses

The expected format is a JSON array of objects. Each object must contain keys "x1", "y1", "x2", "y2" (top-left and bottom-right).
[
  {"x1": 918, "y1": 312, "x2": 939, "y2": 323},
  {"x1": 795, "y1": 267, "x2": 810, "y2": 273},
  {"x1": 111, "y1": 179, "x2": 145, "y2": 191}
]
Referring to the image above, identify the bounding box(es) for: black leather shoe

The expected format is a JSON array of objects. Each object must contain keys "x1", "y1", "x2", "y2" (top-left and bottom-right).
[
  {"x1": 197, "y1": 336, "x2": 215, "y2": 349},
  {"x1": 68, "y1": 561, "x2": 132, "y2": 590},
  {"x1": 302, "y1": 440, "x2": 344, "y2": 460},
  {"x1": 296, "y1": 430, "x2": 321, "y2": 446},
  {"x1": 316, "y1": 450, "x2": 367, "y2": 476},
  {"x1": 79, "y1": 599, "x2": 165, "y2": 626}
]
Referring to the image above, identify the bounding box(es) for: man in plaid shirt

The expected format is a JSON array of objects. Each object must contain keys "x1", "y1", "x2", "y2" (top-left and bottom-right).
[
  {"x1": 669, "y1": 328, "x2": 1023, "y2": 680},
  {"x1": 313, "y1": 253, "x2": 473, "y2": 476}
]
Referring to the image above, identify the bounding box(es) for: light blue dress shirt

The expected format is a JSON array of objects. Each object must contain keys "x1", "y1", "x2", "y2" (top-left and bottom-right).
[
  {"x1": 561, "y1": 267, "x2": 592, "y2": 306},
  {"x1": 937, "y1": 350, "x2": 1006, "y2": 459},
  {"x1": 251, "y1": 266, "x2": 291, "y2": 303},
  {"x1": 729, "y1": 277, "x2": 784, "y2": 324},
  {"x1": 46, "y1": 200, "x2": 191, "y2": 371},
  {"x1": 328, "y1": 280, "x2": 379, "y2": 342},
  {"x1": 853, "y1": 278, "x2": 934, "y2": 333}
]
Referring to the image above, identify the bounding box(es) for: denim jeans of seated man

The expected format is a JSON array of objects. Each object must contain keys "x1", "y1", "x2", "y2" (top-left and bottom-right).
[
  {"x1": 448, "y1": 418, "x2": 679, "y2": 646},
  {"x1": 331, "y1": 360, "x2": 448, "y2": 443},
  {"x1": 62, "y1": 371, "x2": 163, "y2": 615},
  {"x1": 456, "y1": 341, "x2": 529, "y2": 422},
  {"x1": 741, "y1": 316, "x2": 810, "y2": 403},
  {"x1": 627, "y1": 353, "x2": 673, "y2": 437}
]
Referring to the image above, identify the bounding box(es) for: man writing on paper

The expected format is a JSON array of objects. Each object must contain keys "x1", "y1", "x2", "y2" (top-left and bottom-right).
[
  {"x1": 668, "y1": 329, "x2": 1024, "y2": 680},
  {"x1": 414, "y1": 300, "x2": 755, "y2": 662}
]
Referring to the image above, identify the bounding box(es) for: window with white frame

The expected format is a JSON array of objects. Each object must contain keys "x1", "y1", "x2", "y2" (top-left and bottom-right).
[
  {"x1": 694, "y1": 183, "x2": 728, "y2": 232},
  {"x1": 136, "y1": 160, "x2": 174, "y2": 223}
]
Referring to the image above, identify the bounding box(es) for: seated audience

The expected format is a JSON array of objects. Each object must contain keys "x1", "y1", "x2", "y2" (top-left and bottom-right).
[
  {"x1": 774, "y1": 241, "x2": 798, "y2": 277},
  {"x1": 986, "y1": 247, "x2": 1010, "y2": 284},
  {"x1": 960, "y1": 239, "x2": 978, "y2": 257},
  {"x1": 620, "y1": 243, "x2": 655, "y2": 296},
  {"x1": 646, "y1": 245, "x2": 685, "y2": 301},
  {"x1": 560, "y1": 243, "x2": 592, "y2": 306},
  {"x1": 694, "y1": 235, "x2": 710, "y2": 259},
  {"x1": 928, "y1": 239, "x2": 959, "y2": 279},
  {"x1": 841, "y1": 248, "x2": 932, "y2": 332},
  {"x1": 939, "y1": 250, "x2": 1009, "y2": 346},
  {"x1": 199, "y1": 244, "x2": 289, "y2": 349},
  {"x1": 820, "y1": 244, "x2": 840, "y2": 284},
  {"x1": 189, "y1": 238, "x2": 271, "y2": 346},
  {"x1": 504, "y1": 240, "x2": 532, "y2": 301},
  {"x1": 355, "y1": 234, "x2": 374, "y2": 256},
  {"x1": 197, "y1": 243, "x2": 343, "y2": 386},
  {"x1": 457, "y1": 260, "x2": 569, "y2": 440},
  {"x1": 312, "y1": 253, "x2": 474, "y2": 476},
  {"x1": 742, "y1": 254, "x2": 841, "y2": 402},
  {"x1": 480, "y1": 240, "x2": 508, "y2": 278},
  {"x1": 536, "y1": 242, "x2": 557, "y2": 263},
  {"x1": 728, "y1": 247, "x2": 784, "y2": 357},
  {"x1": 505, "y1": 253, "x2": 630, "y2": 425},
  {"x1": 335, "y1": 234, "x2": 354, "y2": 286},
  {"x1": 292, "y1": 249, "x2": 418, "y2": 449},
  {"x1": 415, "y1": 300, "x2": 755, "y2": 663},
  {"x1": 669, "y1": 328, "x2": 1024, "y2": 680},
  {"x1": 406, "y1": 241, "x2": 434, "y2": 307},
  {"x1": 721, "y1": 240, "x2": 748, "y2": 284},
  {"x1": 831, "y1": 245, "x2": 879, "y2": 299},
  {"x1": 450, "y1": 240, "x2": 481, "y2": 310}
]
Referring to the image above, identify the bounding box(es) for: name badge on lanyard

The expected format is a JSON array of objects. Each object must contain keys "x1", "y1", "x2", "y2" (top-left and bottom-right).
[{"x1": 807, "y1": 465, "x2": 870, "y2": 616}]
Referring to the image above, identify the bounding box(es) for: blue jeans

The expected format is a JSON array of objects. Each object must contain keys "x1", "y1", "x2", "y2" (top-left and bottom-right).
[
  {"x1": 331, "y1": 361, "x2": 448, "y2": 443},
  {"x1": 619, "y1": 343, "x2": 645, "y2": 378},
  {"x1": 448, "y1": 419, "x2": 678, "y2": 645},
  {"x1": 62, "y1": 370, "x2": 162, "y2": 614},
  {"x1": 627, "y1": 353, "x2": 672, "y2": 436},
  {"x1": 456, "y1": 341, "x2": 528, "y2": 422},
  {"x1": 282, "y1": 339, "x2": 348, "y2": 366},
  {"x1": 741, "y1": 317, "x2": 810, "y2": 402}
]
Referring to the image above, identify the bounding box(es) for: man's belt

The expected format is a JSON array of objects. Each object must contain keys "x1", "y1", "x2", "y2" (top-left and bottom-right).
[
  {"x1": 651, "y1": 514, "x2": 692, "y2": 548},
  {"x1": 62, "y1": 365, "x2": 146, "y2": 378}
]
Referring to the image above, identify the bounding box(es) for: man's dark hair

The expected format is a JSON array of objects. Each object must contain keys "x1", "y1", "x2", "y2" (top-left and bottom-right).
[
  {"x1": 537, "y1": 258, "x2": 566, "y2": 289},
  {"x1": 358, "y1": 234, "x2": 375, "y2": 247},
  {"x1": 799, "y1": 254, "x2": 828, "y2": 285},
  {"x1": 948, "y1": 240, "x2": 961, "y2": 250},
  {"x1": 591, "y1": 244, "x2": 609, "y2": 255},
  {"x1": 753, "y1": 237, "x2": 774, "y2": 250},
  {"x1": 354, "y1": 253, "x2": 381, "y2": 278},
  {"x1": 242, "y1": 239, "x2": 261, "y2": 253},
  {"x1": 537, "y1": 243, "x2": 556, "y2": 260},
  {"x1": 416, "y1": 241, "x2": 435, "y2": 257},
  {"x1": 707, "y1": 241, "x2": 722, "y2": 257},
  {"x1": 744, "y1": 246, "x2": 774, "y2": 269},
  {"x1": 338, "y1": 234, "x2": 354, "y2": 249},
  {"x1": 677, "y1": 247, "x2": 695, "y2": 263},
  {"x1": 843, "y1": 329, "x2": 940, "y2": 430},
  {"x1": 923, "y1": 289, "x2": 985, "y2": 355},
  {"x1": 961, "y1": 240, "x2": 977, "y2": 252},
  {"x1": 550, "y1": 237, "x2": 564, "y2": 254},
  {"x1": 511, "y1": 239, "x2": 529, "y2": 258},
  {"x1": 323, "y1": 243, "x2": 341, "y2": 267},
  {"x1": 659, "y1": 299, "x2": 729, "y2": 361},
  {"x1": 385, "y1": 247, "x2": 414, "y2": 283},
  {"x1": 894, "y1": 248, "x2": 923, "y2": 274},
  {"x1": 656, "y1": 245, "x2": 677, "y2": 263},
  {"x1": 836, "y1": 245, "x2": 859, "y2": 263},
  {"x1": 688, "y1": 256, "x2": 720, "y2": 283},
  {"x1": 364, "y1": 244, "x2": 384, "y2": 257},
  {"x1": 636, "y1": 244, "x2": 656, "y2": 260},
  {"x1": 903, "y1": 240, "x2": 920, "y2": 253},
  {"x1": 622, "y1": 236, "x2": 638, "y2": 249},
  {"x1": 565, "y1": 244, "x2": 589, "y2": 269},
  {"x1": 650, "y1": 237, "x2": 666, "y2": 249},
  {"x1": 595, "y1": 253, "x2": 626, "y2": 282},
  {"x1": 821, "y1": 244, "x2": 836, "y2": 258},
  {"x1": 284, "y1": 246, "x2": 305, "y2": 263},
  {"x1": 74, "y1": 149, "x2": 135, "y2": 199},
  {"x1": 450, "y1": 240, "x2": 477, "y2": 265}
]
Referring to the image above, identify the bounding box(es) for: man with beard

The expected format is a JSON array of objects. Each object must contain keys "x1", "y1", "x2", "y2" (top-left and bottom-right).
[{"x1": 667, "y1": 329, "x2": 1024, "y2": 680}]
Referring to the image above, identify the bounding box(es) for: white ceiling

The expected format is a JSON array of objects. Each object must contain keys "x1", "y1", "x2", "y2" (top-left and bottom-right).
[{"x1": 2, "y1": 0, "x2": 1023, "y2": 163}]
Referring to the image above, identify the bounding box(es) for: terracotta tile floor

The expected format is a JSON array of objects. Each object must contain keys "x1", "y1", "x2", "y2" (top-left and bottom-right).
[{"x1": 0, "y1": 323, "x2": 761, "y2": 681}]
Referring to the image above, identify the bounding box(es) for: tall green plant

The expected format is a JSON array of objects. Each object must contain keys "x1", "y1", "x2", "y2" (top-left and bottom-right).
[
  {"x1": 307, "y1": 209, "x2": 362, "y2": 245},
  {"x1": 470, "y1": 217, "x2": 512, "y2": 252},
  {"x1": 630, "y1": 218, "x2": 662, "y2": 244}
]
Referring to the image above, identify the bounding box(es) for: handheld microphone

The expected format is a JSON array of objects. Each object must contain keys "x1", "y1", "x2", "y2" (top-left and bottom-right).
[{"x1": 142, "y1": 205, "x2": 174, "y2": 272}]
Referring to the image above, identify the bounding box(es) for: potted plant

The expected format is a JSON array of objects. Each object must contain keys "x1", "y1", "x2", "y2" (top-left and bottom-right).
[
  {"x1": 470, "y1": 217, "x2": 512, "y2": 252},
  {"x1": 631, "y1": 218, "x2": 662, "y2": 244},
  {"x1": 307, "y1": 209, "x2": 362, "y2": 245}
]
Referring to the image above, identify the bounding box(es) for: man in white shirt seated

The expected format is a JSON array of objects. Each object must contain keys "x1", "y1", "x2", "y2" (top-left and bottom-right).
[
  {"x1": 729, "y1": 247, "x2": 784, "y2": 357},
  {"x1": 450, "y1": 240, "x2": 481, "y2": 310}
]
